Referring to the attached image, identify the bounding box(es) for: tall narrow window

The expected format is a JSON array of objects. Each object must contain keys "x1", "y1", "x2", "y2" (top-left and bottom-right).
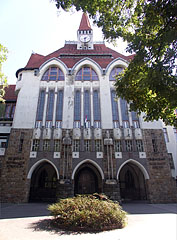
[
  {"x1": 173, "y1": 128, "x2": 177, "y2": 141},
  {"x1": 95, "y1": 140, "x2": 102, "y2": 152},
  {"x1": 111, "y1": 90, "x2": 119, "y2": 128},
  {"x1": 19, "y1": 132, "x2": 24, "y2": 152},
  {"x1": 163, "y1": 128, "x2": 169, "y2": 143},
  {"x1": 36, "y1": 90, "x2": 45, "y2": 122},
  {"x1": 93, "y1": 90, "x2": 101, "y2": 128},
  {"x1": 114, "y1": 140, "x2": 122, "y2": 152},
  {"x1": 55, "y1": 90, "x2": 63, "y2": 128},
  {"x1": 168, "y1": 153, "x2": 175, "y2": 169},
  {"x1": 136, "y1": 140, "x2": 144, "y2": 152},
  {"x1": 84, "y1": 140, "x2": 91, "y2": 151},
  {"x1": 54, "y1": 140, "x2": 61, "y2": 152},
  {"x1": 125, "y1": 140, "x2": 133, "y2": 152},
  {"x1": 46, "y1": 90, "x2": 54, "y2": 127},
  {"x1": 131, "y1": 111, "x2": 140, "y2": 128},
  {"x1": 73, "y1": 140, "x2": 80, "y2": 152},
  {"x1": 43, "y1": 140, "x2": 50, "y2": 151},
  {"x1": 84, "y1": 90, "x2": 91, "y2": 128},
  {"x1": 152, "y1": 139, "x2": 158, "y2": 152},
  {"x1": 32, "y1": 139, "x2": 40, "y2": 151},
  {"x1": 74, "y1": 90, "x2": 81, "y2": 128},
  {"x1": 120, "y1": 98, "x2": 129, "y2": 128}
]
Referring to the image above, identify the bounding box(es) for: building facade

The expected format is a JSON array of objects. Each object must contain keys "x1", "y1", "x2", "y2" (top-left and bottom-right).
[{"x1": 0, "y1": 13, "x2": 177, "y2": 203}]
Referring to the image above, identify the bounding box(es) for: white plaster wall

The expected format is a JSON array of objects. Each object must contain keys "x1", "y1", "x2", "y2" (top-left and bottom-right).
[
  {"x1": 101, "y1": 59, "x2": 129, "y2": 129},
  {"x1": 62, "y1": 79, "x2": 74, "y2": 129},
  {"x1": 99, "y1": 74, "x2": 113, "y2": 129},
  {"x1": 0, "y1": 126, "x2": 11, "y2": 134},
  {"x1": 13, "y1": 71, "x2": 40, "y2": 129},
  {"x1": 140, "y1": 113, "x2": 163, "y2": 129}
]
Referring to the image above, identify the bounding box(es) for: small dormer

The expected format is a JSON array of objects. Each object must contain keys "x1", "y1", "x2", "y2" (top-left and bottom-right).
[{"x1": 77, "y1": 13, "x2": 93, "y2": 50}]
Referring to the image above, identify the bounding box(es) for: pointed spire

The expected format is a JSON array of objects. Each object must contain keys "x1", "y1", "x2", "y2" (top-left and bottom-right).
[{"x1": 79, "y1": 13, "x2": 92, "y2": 31}]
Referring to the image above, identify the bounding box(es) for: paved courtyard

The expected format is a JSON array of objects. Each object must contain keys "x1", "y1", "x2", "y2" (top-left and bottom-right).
[{"x1": 0, "y1": 202, "x2": 177, "y2": 240}]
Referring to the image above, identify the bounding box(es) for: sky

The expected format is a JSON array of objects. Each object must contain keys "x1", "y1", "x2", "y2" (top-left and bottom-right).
[{"x1": 0, "y1": 0, "x2": 128, "y2": 84}]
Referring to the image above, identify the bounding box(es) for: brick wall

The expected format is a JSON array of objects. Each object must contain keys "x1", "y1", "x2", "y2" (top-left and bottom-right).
[
  {"x1": 1, "y1": 129, "x2": 32, "y2": 203},
  {"x1": 143, "y1": 129, "x2": 177, "y2": 203}
]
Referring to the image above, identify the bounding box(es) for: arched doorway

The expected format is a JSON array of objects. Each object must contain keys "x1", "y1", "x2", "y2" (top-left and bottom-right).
[
  {"x1": 74, "y1": 163, "x2": 102, "y2": 195},
  {"x1": 119, "y1": 162, "x2": 147, "y2": 201},
  {"x1": 29, "y1": 162, "x2": 57, "y2": 202}
]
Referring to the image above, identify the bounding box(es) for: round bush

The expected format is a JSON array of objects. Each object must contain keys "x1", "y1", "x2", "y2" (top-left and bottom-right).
[{"x1": 48, "y1": 194, "x2": 127, "y2": 232}]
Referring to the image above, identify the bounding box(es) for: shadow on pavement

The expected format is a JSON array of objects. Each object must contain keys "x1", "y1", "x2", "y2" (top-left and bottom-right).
[
  {"x1": 0, "y1": 202, "x2": 176, "y2": 220},
  {"x1": 0, "y1": 203, "x2": 50, "y2": 219},
  {"x1": 122, "y1": 203, "x2": 177, "y2": 214}
]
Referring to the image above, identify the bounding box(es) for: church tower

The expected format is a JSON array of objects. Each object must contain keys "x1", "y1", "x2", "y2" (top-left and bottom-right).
[{"x1": 77, "y1": 13, "x2": 94, "y2": 50}]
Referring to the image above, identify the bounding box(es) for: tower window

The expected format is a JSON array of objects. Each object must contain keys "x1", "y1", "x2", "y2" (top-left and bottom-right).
[{"x1": 75, "y1": 66, "x2": 98, "y2": 81}]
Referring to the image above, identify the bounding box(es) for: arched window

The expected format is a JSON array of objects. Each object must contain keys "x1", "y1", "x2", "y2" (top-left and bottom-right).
[
  {"x1": 41, "y1": 67, "x2": 64, "y2": 81},
  {"x1": 109, "y1": 67, "x2": 123, "y2": 81},
  {"x1": 75, "y1": 66, "x2": 98, "y2": 81}
]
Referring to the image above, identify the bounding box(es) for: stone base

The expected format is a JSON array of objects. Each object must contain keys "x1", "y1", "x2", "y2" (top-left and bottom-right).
[
  {"x1": 1, "y1": 129, "x2": 32, "y2": 203},
  {"x1": 103, "y1": 180, "x2": 121, "y2": 202},
  {"x1": 147, "y1": 177, "x2": 177, "y2": 203},
  {"x1": 56, "y1": 180, "x2": 74, "y2": 200}
]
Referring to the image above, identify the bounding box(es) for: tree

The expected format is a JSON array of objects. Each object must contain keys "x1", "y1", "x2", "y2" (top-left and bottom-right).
[
  {"x1": 0, "y1": 44, "x2": 8, "y2": 117},
  {"x1": 54, "y1": 0, "x2": 177, "y2": 127},
  {"x1": 0, "y1": 44, "x2": 8, "y2": 101}
]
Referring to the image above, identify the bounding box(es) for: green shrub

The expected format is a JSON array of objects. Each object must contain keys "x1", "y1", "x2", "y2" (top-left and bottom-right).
[{"x1": 48, "y1": 194, "x2": 127, "y2": 232}]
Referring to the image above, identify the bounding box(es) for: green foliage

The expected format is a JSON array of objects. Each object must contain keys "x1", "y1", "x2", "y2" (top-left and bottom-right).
[
  {"x1": 48, "y1": 194, "x2": 127, "y2": 231},
  {"x1": 54, "y1": 0, "x2": 177, "y2": 126},
  {"x1": 0, "y1": 44, "x2": 8, "y2": 102}
]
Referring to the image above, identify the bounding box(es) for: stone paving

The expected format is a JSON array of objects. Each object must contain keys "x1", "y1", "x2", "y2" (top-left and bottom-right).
[{"x1": 0, "y1": 203, "x2": 177, "y2": 240}]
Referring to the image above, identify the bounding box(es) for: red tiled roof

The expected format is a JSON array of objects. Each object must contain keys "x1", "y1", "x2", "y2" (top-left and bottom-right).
[
  {"x1": 23, "y1": 43, "x2": 133, "y2": 71},
  {"x1": 4, "y1": 85, "x2": 17, "y2": 101},
  {"x1": 79, "y1": 13, "x2": 92, "y2": 31},
  {"x1": 25, "y1": 53, "x2": 44, "y2": 68}
]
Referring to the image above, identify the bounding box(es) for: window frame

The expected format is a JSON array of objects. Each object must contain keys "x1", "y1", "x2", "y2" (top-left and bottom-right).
[
  {"x1": 109, "y1": 67, "x2": 123, "y2": 81},
  {"x1": 41, "y1": 67, "x2": 65, "y2": 81},
  {"x1": 75, "y1": 66, "x2": 99, "y2": 81}
]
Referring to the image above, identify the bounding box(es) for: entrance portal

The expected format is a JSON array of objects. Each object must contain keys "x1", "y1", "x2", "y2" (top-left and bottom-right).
[
  {"x1": 74, "y1": 163, "x2": 102, "y2": 195},
  {"x1": 119, "y1": 162, "x2": 147, "y2": 201},
  {"x1": 29, "y1": 162, "x2": 57, "y2": 202}
]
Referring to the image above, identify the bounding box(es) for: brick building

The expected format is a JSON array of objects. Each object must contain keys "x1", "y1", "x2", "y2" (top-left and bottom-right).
[{"x1": 0, "y1": 13, "x2": 177, "y2": 203}]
